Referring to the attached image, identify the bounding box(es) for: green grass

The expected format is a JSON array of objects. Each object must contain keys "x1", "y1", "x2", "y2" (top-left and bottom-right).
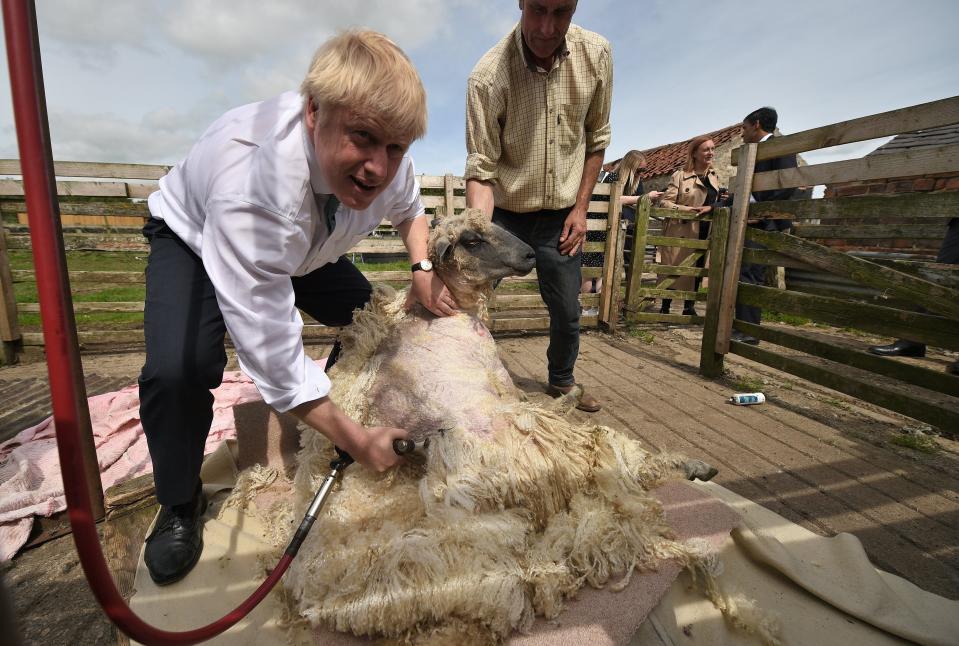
[
  {"x1": 627, "y1": 327, "x2": 655, "y2": 344},
  {"x1": 764, "y1": 311, "x2": 811, "y2": 326},
  {"x1": 731, "y1": 374, "x2": 764, "y2": 392},
  {"x1": 890, "y1": 433, "x2": 939, "y2": 454}
]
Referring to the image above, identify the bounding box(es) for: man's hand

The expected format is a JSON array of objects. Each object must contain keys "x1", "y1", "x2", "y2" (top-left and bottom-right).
[
  {"x1": 353, "y1": 425, "x2": 410, "y2": 472},
  {"x1": 559, "y1": 206, "x2": 588, "y2": 256},
  {"x1": 407, "y1": 270, "x2": 458, "y2": 316},
  {"x1": 292, "y1": 398, "x2": 408, "y2": 472}
]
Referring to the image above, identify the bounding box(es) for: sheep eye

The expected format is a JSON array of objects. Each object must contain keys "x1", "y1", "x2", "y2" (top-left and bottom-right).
[{"x1": 463, "y1": 239, "x2": 482, "y2": 249}]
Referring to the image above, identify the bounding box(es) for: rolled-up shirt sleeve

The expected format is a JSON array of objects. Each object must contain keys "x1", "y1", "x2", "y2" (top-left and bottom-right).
[
  {"x1": 201, "y1": 196, "x2": 330, "y2": 412},
  {"x1": 388, "y1": 157, "x2": 427, "y2": 226},
  {"x1": 584, "y1": 45, "x2": 613, "y2": 153},
  {"x1": 464, "y1": 78, "x2": 502, "y2": 182}
]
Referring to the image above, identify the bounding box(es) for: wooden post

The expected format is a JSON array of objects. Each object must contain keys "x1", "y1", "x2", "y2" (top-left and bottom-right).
[
  {"x1": 0, "y1": 218, "x2": 22, "y2": 364},
  {"x1": 599, "y1": 181, "x2": 623, "y2": 328},
  {"x1": 607, "y1": 219, "x2": 627, "y2": 330},
  {"x1": 625, "y1": 195, "x2": 651, "y2": 321},
  {"x1": 700, "y1": 207, "x2": 730, "y2": 377},
  {"x1": 444, "y1": 173, "x2": 455, "y2": 218},
  {"x1": 714, "y1": 143, "x2": 757, "y2": 354}
]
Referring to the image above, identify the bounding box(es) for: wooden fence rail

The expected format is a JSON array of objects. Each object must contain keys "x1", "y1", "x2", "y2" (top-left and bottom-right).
[
  {"x1": 703, "y1": 95, "x2": 959, "y2": 432},
  {"x1": 0, "y1": 166, "x2": 623, "y2": 360}
]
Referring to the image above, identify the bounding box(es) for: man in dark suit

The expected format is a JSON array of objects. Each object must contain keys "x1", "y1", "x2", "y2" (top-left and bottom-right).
[{"x1": 732, "y1": 106, "x2": 798, "y2": 344}]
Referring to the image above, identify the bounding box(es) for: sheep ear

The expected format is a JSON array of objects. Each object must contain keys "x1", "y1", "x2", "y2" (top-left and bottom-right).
[{"x1": 434, "y1": 237, "x2": 452, "y2": 261}]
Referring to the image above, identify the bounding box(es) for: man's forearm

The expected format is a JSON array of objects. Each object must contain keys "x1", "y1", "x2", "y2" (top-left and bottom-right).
[
  {"x1": 397, "y1": 215, "x2": 429, "y2": 264},
  {"x1": 574, "y1": 150, "x2": 605, "y2": 211},
  {"x1": 466, "y1": 179, "x2": 496, "y2": 219}
]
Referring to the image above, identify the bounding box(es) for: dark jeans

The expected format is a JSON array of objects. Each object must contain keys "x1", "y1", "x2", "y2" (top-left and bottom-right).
[
  {"x1": 493, "y1": 206, "x2": 581, "y2": 387},
  {"x1": 735, "y1": 237, "x2": 766, "y2": 326},
  {"x1": 138, "y1": 218, "x2": 371, "y2": 506}
]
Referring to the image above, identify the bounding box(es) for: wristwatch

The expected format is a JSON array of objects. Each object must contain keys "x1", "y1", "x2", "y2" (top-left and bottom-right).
[{"x1": 411, "y1": 259, "x2": 433, "y2": 273}]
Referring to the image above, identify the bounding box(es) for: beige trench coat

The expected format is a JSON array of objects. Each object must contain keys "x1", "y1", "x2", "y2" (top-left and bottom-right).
[{"x1": 656, "y1": 168, "x2": 719, "y2": 291}]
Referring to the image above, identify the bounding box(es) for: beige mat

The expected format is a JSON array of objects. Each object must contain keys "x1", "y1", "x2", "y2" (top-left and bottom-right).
[
  {"x1": 129, "y1": 428, "x2": 959, "y2": 645},
  {"x1": 632, "y1": 482, "x2": 959, "y2": 646}
]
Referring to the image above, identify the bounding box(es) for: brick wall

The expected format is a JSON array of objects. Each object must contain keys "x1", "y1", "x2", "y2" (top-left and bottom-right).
[{"x1": 821, "y1": 172, "x2": 958, "y2": 257}]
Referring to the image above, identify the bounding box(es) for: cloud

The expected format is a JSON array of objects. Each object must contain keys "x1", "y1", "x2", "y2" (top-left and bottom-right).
[
  {"x1": 35, "y1": 1, "x2": 161, "y2": 67},
  {"x1": 162, "y1": 0, "x2": 451, "y2": 65}
]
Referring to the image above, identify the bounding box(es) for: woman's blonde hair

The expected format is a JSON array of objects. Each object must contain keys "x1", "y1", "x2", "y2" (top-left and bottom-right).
[
  {"x1": 617, "y1": 149, "x2": 647, "y2": 195},
  {"x1": 683, "y1": 135, "x2": 714, "y2": 172},
  {"x1": 301, "y1": 30, "x2": 427, "y2": 143}
]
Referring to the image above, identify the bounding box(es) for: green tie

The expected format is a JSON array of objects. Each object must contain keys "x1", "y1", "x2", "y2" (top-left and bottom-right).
[{"x1": 323, "y1": 194, "x2": 339, "y2": 234}]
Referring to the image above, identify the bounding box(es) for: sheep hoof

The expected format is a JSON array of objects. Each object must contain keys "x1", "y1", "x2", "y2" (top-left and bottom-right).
[{"x1": 684, "y1": 459, "x2": 719, "y2": 482}]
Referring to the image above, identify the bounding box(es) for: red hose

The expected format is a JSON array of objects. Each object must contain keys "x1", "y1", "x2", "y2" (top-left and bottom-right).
[{"x1": 2, "y1": 1, "x2": 294, "y2": 642}]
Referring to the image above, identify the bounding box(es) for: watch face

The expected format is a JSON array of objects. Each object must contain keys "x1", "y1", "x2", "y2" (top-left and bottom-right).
[{"x1": 420, "y1": 259, "x2": 433, "y2": 271}]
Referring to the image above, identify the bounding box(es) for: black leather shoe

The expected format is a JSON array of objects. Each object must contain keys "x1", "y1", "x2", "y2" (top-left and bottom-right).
[
  {"x1": 144, "y1": 487, "x2": 208, "y2": 585},
  {"x1": 948, "y1": 361, "x2": 959, "y2": 376},
  {"x1": 868, "y1": 339, "x2": 926, "y2": 357},
  {"x1": 682, "y1": 306, "x2": 699, "y2": 317},
  {"x1": 731, "y1": 330, "x2": 759, "y2": 345}
]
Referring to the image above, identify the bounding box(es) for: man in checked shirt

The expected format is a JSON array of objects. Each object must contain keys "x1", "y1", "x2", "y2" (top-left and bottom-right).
[{"x1": 465, "y1": 0, "x2": 612, "y2": 412}]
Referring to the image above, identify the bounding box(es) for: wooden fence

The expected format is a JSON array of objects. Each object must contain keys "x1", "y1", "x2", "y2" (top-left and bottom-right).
[
  {"x1": 700, "y1": 95, "x2": 959, "y2": 431},
  {"x1": 0, "y1": 163, "x2": 627, "y2": 362}
]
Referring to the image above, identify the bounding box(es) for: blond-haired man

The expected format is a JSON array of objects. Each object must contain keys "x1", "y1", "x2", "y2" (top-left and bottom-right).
[
  {"x1": 139, "y1": 30, "x2": 454, "y2": 585},
  {"x1": 465, "y1": 0, "x2": 612, "y2": 412}
]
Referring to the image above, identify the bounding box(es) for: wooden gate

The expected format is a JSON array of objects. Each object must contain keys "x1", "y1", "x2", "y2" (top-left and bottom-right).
[
  {"x1": 623, "y1": 196, "x2": 715, "y2": 325},
  {"x1": 0, "y1": 163, "x2": 624, "y2": 361},
  {"x1": 699, "y1": 96, "x2": 959, "y2": 431}
]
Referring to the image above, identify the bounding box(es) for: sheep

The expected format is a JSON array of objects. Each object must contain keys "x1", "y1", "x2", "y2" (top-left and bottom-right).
[{"x1": 239, "y1": 209, "x2": 765, "y2": 644}]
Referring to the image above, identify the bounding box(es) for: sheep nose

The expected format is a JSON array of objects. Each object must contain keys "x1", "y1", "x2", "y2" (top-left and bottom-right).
[{"x1": 525, "y1": 250, "x2": 536, "y2": 261}]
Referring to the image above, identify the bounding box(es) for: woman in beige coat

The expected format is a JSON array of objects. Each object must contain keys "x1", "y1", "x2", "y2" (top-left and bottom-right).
[{"x1": 657, "y1": 135, "x2": 721, "y2": 315}]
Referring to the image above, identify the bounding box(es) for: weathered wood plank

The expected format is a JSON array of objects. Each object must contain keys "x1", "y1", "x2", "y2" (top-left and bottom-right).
[
  {"x1": 19, "y1": 302, "x2": 144, "y2": 313},
  {"x1": 0, "y1": 219, "x2": 20, "y2": 345},
  {"x1": 6, "y1": 234, "x2": 149, "y2": 252},
  {"x1": 729, "y1": 334, "x2": 959, "y2": 431},
  {"x1": 751, "y1": 143, "x2": 959, "y2": 192},
  {"x1": 736, "y1": 283, "x2": 959, "y2": 350},
  {"x1": 735, "y1": 320, "x2": 959, "y2": 398},
  {"x1": 12, "y1": 269, "x2": 146, "y2": 284},
  {"x1": 5, "y1": 200, "x2": 150, "y2": 216},
  {"x1": 630, "y1": 311, "x2": 704, "y2": 325},
  {"x1": 643, "y1": 263, "x2": 708, "y2": 277},
  {"x1": 749, "y1": 191, "x2": 959, "y2": 221},
  {"x1": 716, "y1": 144, "x2": 758, "y2": 355},
  {"x1": 732, "y1": 96, "x2": 959, "y2": 164},
  {"x1": 747, "y1": 227, "x2": 959, "y2": 320},
  {"x1": 0, "y1": 159, "x2": 171, "y2": 179},
  {"x1": 624, "y1": 196, "x2": 651, "y2": 317},
  {"x1": 599, "y1": 181, "x2": 623, "y2": 328},
  {"x1": 648, "y1": 207, "x2": 710, "y2": 222},
  {"x1": 637, "y1": 287, "x2": 706, "y2": 301},
  {"x1": 417, "y1": 174, "x2": 466, "y2": 190},
  {"x1": 741, "y1": 248, "x2": 819, "y2": 271},
  {"x1": 0, "y1": 179, "x2": 129, "y2": 197},
  {"x1": 700, "y1": 207, "x2": 731, "y2": 376},
  {"x1": 794, "y1": 224, "x2": 948, "y2": 240},
  {"x1": 644, "y1": 236, "x2": 710, "y2": 250}
]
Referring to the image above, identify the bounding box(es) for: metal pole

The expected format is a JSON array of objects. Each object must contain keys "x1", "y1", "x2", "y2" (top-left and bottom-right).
[{"x1": 2, "y1": 0, "x2": 104, "y2": 518}]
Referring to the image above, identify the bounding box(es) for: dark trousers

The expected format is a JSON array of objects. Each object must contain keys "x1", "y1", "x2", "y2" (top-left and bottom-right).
[
  {"x1": 735, "y1": 237, "x2": 766, "y2": 325},
  {"x1": 493, "y1": 207, "x2": 581, "y2": 387},
  {"x1": 898, "y1": 217, "x2": 959, "y2": 347},
  {"x1": 138, "y1": 218, "x2": 371, "y2": 506}
]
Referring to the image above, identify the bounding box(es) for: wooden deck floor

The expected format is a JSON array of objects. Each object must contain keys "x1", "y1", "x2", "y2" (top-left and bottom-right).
[{"x1": 3, "y1": 328, "x2": 958, "y2": 644}]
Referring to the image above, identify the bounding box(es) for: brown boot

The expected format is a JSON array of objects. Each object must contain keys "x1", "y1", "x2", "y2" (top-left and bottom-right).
[{"x1": 546, "y1": 383, "x2": 602, "y2": 413}]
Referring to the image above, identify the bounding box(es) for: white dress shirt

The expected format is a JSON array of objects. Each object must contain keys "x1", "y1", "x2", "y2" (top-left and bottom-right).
[{"x1": 148, "y1": 91, "x2": 425, "y2": 411}]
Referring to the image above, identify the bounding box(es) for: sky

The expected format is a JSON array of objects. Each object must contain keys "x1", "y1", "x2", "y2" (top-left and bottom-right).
[{"x1": 1, "y1": 0, "x2": 958, "y2": 177}]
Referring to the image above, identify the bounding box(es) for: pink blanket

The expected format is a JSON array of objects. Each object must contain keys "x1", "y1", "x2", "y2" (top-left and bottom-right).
[{"x1": 0, "y1": 369, "x2": 267, "y2": 561}]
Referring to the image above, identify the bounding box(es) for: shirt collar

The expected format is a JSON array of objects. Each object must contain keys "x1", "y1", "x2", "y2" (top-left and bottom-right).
[
  {"x1": 760, "y1": 132, "x2": 773, "y2": 143},
  {"x1": 301, "y1": 115, "x2": 332, "y2": 196},
  {"x1": 514, "y1": 23, "x2": 569, "y2": 72}
]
